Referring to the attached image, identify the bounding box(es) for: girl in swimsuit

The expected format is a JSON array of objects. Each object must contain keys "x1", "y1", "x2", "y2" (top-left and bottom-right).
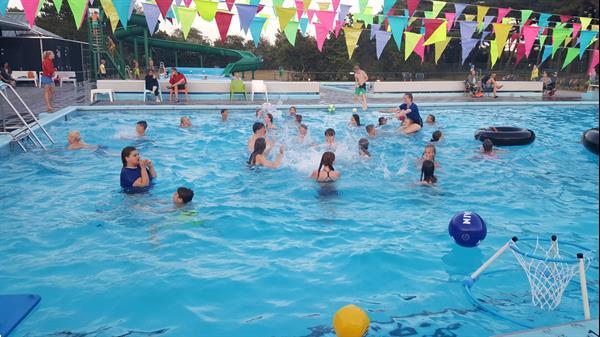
[
  {"x1": 248, "y1": 138, "x2": 284, "y2": 169},
  {"x1": 311, "y1": 152, "x2": 340, "y2": 182},
  {"x1": 350, "y1": 114, "x2": 361, "y2": 127},
  {"x1": 265, "y1": 113, "x2": 276, "y2": 129}
]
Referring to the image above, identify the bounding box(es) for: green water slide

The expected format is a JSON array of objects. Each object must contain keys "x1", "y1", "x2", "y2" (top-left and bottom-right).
[{"x1": 113, "y1": 14, "x2": 263, "y2": 76}]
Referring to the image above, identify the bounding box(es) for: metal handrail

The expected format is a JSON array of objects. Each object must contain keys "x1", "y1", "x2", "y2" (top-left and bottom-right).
[{"x1": 0, "y1": 83, "x2": 55, "y2": 151}]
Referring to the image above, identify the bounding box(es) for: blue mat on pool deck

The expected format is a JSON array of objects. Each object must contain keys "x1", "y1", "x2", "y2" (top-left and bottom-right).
[{"x1": 0, "y1": 294, "x2": 41, "y2": 337}]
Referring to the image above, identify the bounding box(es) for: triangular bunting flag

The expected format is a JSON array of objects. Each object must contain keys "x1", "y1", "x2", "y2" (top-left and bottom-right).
[
  {"x1": 407, "y1": 0, "x2": 419, "y2": 17},
  {"x1": 561, "y1": 47, "x2": 579, "y2": 69},
  {"x1": 559, "y1": 15, "x2": 572, "y2": 23},
  {"x1": 194, "y1": 0, "x2": 218, "y2": 21},
  {"x1": 112, "y1": 0, "x2": 131, "y2": 28},
  {"x1": 540, "y1": 35, "x2": 547, "y2": 46},
  {"x1": 284, "y1": 20, "x2": 300, "y2": 46},
  {"x1": 464, "y1": 14, "x2": 475, "y2": 22},
  {"x1": 215, "y1": 11, "x2": 233, "y2": 44},
  {"x1": 358, "y1": 0, "x2": 367, "y2": 13},
  {"x1": 423, "y1": 11, "x2": 434, "y2": 19},
  {"x1": 459, "y1": 21, "x2": 477, "y2": 39},
  {"x1": 580, "y1": 17, "x2": 592, "y2": 31},
  {"x1": 295, "y1": 0, "x2": 303, "y2": 20},
  {"x1": 476, "y1": 6, "x2": 489, "y2": 25},
  {"x1": 572, "y1": 23, "x2": 581, "y2": 40},
  {"x1": 142, "y1": 3, "x2": 161, "y2": 34},
  {"x1": 236, "y1": 4, "x2": 258, "y2": 33},
  {"x1": 434, "y1": 37, "x2": 451, "y2": 63},
  {"x1": 424, "y1": 20, "x2": 446, "y2": 45},
  {"x1": 538, "y1": 13, "x2": 551, "y2": 28},
  {"x1": 515, "y1": 42, "x2": 525, "y2": 65},
  {"x1": 225, "y1": 0, "x2": 234, "y2": 11},
  {"x1": 521, "y1": 25, "x2": 538, "y2": 58},
  {"x1": 490, "y1": 39, "x2": 499, "y2": 68},
  {"x1": 183, "y1": 0, "x2": 193, "y2": 6},
  {"x1": 307, "y1": 9, "x2": 316, "y2": 22},
  {"x1": 318, "y1": 1, "x2": 329, "y2": 10},
  {"x1": 275, "y1": 6, "x2": 296, "y2": 31},
  {"x1": 496, "y1": 7, "x2": 510, "y2": 23},
  {"x1": 540, "y1": 45, "x2": 552, "y2": 64},
  {"x1": 370, "y1": 23, "x2": 381, "y2": 40},
  {"x1": 454, "y1": 3, "x2": 467, "y2": 20},
  {"x1": 492, "y1": 23, "x2": 511, "y2": 52},
  {"x1": 383, "y1": 0, "x2": 396, "y2": 16},
  {"x1": 375, "y1": 30, "x2": 392, "y2": 59},
  {"x1": 588, "y1": 49, "x2": 599, "y2": 75},
  {"x1": 66, "y1": 0, "x2": 88, "y2": 29},
  {"x1": 156, "y1": 0, "x2": 173, "y2": 18},
  {"x1": 431, "y1": 1, "x2": 445, "y2": 18},
  {"x1": 249, "y1": 16, "x2": 267, "y2": 47},
  {"x1": 0, "y1": 0, "x2": 10, "y2": 15},
  {"x1": 520, "y1": 9, "x2": 532, "y2": 26},
  {"x1": 461, "y1": 37, "x2": 478, "y2": 64},
  {"x1": 332, "y1": 0, "x2": 340, "y2": 11},
  {"x1": 315, "y1": 10, "x2": 336, "y2": 32},
  {"x1": 52, "y1": 0, "x2": 62, "y2": 12},
  {"x1": 299, "y1": 17, "x2": 309, "y2": 36},
  {"x1": 22, "y1": 0, "x2": 41, "y2": 27},
  {"x1": 343, "y1": 24, "x2": 363, "y2": 58},
  {"x1": 338, "y1": 4, "x2": 350, "y2": 22},
  {"x1": 302, "y1": 0, "x2": 311, "y2": 13},
  {"x1": 552, "y1": 28, "x2": 571, "y2": 57},
  {"x1": 579, "y1": 30, "x2": 598, "y2": 58},
  {"x1": 178, "y1": 7, "x2": 196, "y2": 39},
  {"x1": 445, "y1": 12, "x2": 455, "y2": 31},
  {"x1": 404, "y1": 31, "x2": 423, "y2": 61},
  {"x1": 315, "y1": 23, "x2": 329, "y2": 51},
  {"x1": 100, "y1": 0, "x2": 120, "y2": 32},
  {"x1": 479, "y1": 15, "x2": 494, "y2": 33},
  {"x1": 388, "y1": 15, "x2": 408, "y2": 50}
]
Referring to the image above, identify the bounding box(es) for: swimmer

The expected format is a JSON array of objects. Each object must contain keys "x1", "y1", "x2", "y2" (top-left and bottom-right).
[
  {"x1": 221, "y1": 109, "x2": 228, "y2": 122},
  {"x1": 310, "y1": 151, "x2": 340, "y2": 182},
  {"x1": 426, "y1": 114, "x2": 436, "y2": 124},
  {"x1": 295, "y1": 114, "x2": 303, "y2": 125},
  {"x1": 248, "y1": 138, "x2": 284, "y2": 169},
  {"x1": 136, "y1": 120, "x2": 148, "y2": 137},
  {"x1": 419, "y1": 144, "x2": 440, "y2": 168},
  {"x1": 378, "y1": 117, "x2": 389, "y2": 126},
  {"x1": 419, "y1": 160, "x2": 437, "y2": 185},
  {"x1": 247, "y1": 122, "x2": 272, "y2": 153},
  {"x1": 67, "y1": 130, "x2": 95, "y2": 150},
  {"x1": 265, "y1": 112, "x2": 276, "y2": 129},
  {"x1": 359, "y1": 138, "x2": 370, "y2": 157},
  {"x1": 480, "y1": 138, "x2": 507, "y2": 156},
  {"x1": 180, "y1": 116, "x2": 192, "y2": 128},
  {"x1": 255, "y1": 108, "x2": 263, "y2": 119},
  {"x1": 120, "y1": 146, "x2": 157, "y2": 190},
  {"x1": 350, "y1": 114, "x2": 361, "y2": 127},
  {"x1": 298, "y1": 124, "x2": 308, "y2": 142},
  {"x1": 324, "y1": 128, "x2": 336, "y2": 147},
  {"x1": 396, "y1": 93, "x2": 423, "y2": 134},
  {"x1": 173, "y1": 187, "x2": 194, "y2": 205},
  {"x1": 289, "y1": 106, "x2": 297, "y2": 117},
  {"x1": 430, "y1": 130, "x2": 442, "y2": 142},
  {"x1": 366, "y1": 124, "x2": 376, "y2": 137}
]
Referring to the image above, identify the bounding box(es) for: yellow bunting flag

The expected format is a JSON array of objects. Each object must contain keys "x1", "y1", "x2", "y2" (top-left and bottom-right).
[
  {"x1": 404, "y1": 32, "x2": 422, "y2": 60},
  {"x1": 490, "y1": 39, "x2": 499, "y2": 68},
  {"x1": 579, "y1": 17, "x2": 592, "y2": 31},
  {"x1": 431, "y1": 1, "x2": 446, "y2": 18},
  {"x1": 492, "y1": 23, "x2": 511, "y2": 53},
  {"x1": 434, "y1": 37, "x2": 451, "y2": 64},
  {"x1": 317, "y1": 2, "x2": 329, "y2": 10},
  {"x1": 275, "y1": 6, "x2": 296, "y2": 32},
  {"x1": 178, "y1": 7, "x2": 197, "y2": 39},
  {"x1": 100, "y1": 0, "x2": 120, "y2": 32},
  {"x1": 592, "y1": 25, "x2": 599, "y2": 31},
  {"x1": 302, "y1": 0, "x2": 312, "y2": 12},
  {"x1": 464, "y1": 14, "x2": 475, "y2": 22},
  {"x1": 424, "y1": 20, "x2": 446, "y2": 45},
  {"x1": 343, "y1": 24, "x2": 363, "y2": 58},
  {"x1": 564, "y1": 36, "x2": 572, "y2": 46},
  {"x1": 194, "y1": 0, "x2": 218, "y2": 21},
  {"x1": 476, "y1": 6, "x2": 489, "y2": 25}
]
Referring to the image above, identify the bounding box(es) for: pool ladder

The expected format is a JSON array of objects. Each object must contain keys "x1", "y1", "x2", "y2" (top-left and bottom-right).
[{"x1": 0, "y1": 83, "x2": 55, "y2": 152}]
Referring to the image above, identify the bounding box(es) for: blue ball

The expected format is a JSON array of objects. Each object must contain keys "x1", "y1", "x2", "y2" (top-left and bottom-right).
[{"x1": 448, "y1": 212, "x2": 487, "y2": 247}]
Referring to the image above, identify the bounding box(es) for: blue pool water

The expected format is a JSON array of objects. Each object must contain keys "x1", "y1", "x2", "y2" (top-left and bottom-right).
[
  {"x1": 167, "y1": 67, "x2": 226, "y2": 80},
  {"x1": 0, "y1": 104, "x2": 598, "y2": 337}
]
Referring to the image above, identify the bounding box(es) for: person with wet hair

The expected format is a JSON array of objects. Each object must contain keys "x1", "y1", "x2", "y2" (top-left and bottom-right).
[
  {"x1": 221, "y1": 109, "x2": 228, "y2": 122},
  {"x1": 120, "y1": 146, "x2": 157, "y2": 191},
  {"x1": 310, "y1": 151, "x2": 340, "y2": 182},
  {"x1": 324, "y1": 128, "x2": 336, "y2": 147},
  {"x1": 265, "y1": 112, "x2": 276, "y2": 129},
  {"x1": 359, "y1": 138, "x2": 370, "y2": 157},
  {"x1": 136, "y1": 121, "x2": 148, "y2": 137},
  {"x1": 350, "y1": 114, "x2": 361, "y2": 127},
  {"x1": 173, "y1": 187, "x2": 194, "y2": 205},
  {"x1": 247, "y1": 122, "x2": 272, "y2": 153},
  {"x1": 430, "y1": 130, "x2": 442, "y2": 142},
  {"x1": 295, "y1": 114, "x2": 303, "y2": 125},
  {"x1": 180, "y1": 116, "x2": 192, "y2": 128},
  {"x1": 248, "y1": 138, "x2": 284, "y2": 169},
  {"x1": 419, "y1": 160, "x2": 437, "y2": 185},
  {"x1": 366, "y1": 124, "x2": 376, "y2": 137},
  {"x1": 426, "y1": 114, "x2": 436, "y2": 124}
]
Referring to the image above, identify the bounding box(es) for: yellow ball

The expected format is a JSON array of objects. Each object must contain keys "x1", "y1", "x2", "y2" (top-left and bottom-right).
[
  {"x1": 352, "y1": 108, "x2": 358, "y2": 113},
  {"x1": 333, "y1": 304, "x2": 370, "y2": 337}
]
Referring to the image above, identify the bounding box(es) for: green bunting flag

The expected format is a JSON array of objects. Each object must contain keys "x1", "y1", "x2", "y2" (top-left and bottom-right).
[
  {"x1": 284, "y1": 20, "x2": 300, "y2": 46},
  {"x1": 66, "y1": 0, "x2": 87, "y2": 29},
  {"x1": 178, "y1": 7, "x2": 197, "y2": 39},
  {"x1": 194, "y1": 0, "x2": 218, "y2": 21},
  {"x1": 520, "y1": 9, "x2": 532, "y2": 26},
  {"x1": 561, "y1": 47, "x2": 579, "y2": 69},
  {"x1": 552, "y1": 28, "x2": 571, "y2": 57},
  {"x1": 275, "y1": 6, "x2": 296, "y2": 32}
]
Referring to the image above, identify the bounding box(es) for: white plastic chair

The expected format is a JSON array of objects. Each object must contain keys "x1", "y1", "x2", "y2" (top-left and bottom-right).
[
  {"x1": 143, "y1": 87, "x2": 162, "y2": 102},
  {"x1": 251, "y1": 80, "x2": 268, "y2": 101}
]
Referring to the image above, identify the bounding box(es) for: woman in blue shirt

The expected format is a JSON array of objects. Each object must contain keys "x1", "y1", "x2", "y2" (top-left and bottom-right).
[
  {"x1": 378, "y1": 93, "x2": 423, "y2": 134},
  {"x1": 120, "y1": 146, "x2": 157, "y2": 192}
]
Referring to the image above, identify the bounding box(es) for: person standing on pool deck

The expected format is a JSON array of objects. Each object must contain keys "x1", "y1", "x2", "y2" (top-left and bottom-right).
[
  {"x1": 396, "y1": 93, "x2": 423, "y2": 134},
  {"x1": 41, "y1": 51, "x2": 56, "y2": 112},
  {"x1": 120, "y1": 146, "x2": 157, "y2": 191},
  {"x1": 247, "y1": 122, "x2": 273, "y2": 154},
  {"x1": 311, "y1": 152, "x2": 340, "y2": 182},
  {"x1": 248, "y1": 138, "x2": 284, "y2": 169},
  {"x1": 353, "y1": 65, "x2": 368, "y2": 111}
]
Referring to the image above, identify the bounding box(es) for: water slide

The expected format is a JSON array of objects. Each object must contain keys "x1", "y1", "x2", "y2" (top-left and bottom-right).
[{"x1": 113, "y1": 14, "x2": 263, "y2": 76}]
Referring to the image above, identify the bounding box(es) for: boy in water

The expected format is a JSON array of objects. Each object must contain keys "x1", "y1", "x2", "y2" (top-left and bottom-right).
[
  {"x1": 247, "y1": 122, "x2": 272, "y2": 154},
  {"x1": 289, "y1": 106, "x2": 297, "y2": 117},
  {"x1": 324, "y1": 128, "x2": 336, "y2": 148},
  {"x1": 366, "y1": 124, "x2": 377, "y2": 137},
  {"x1": 173, "y1": 187, "x2": 194, "y2": 205},
  {"x1": 136, "y1": 121, "x2": 148, "y2": 137},
  {"x1": 67, "y1": 131, "x2": 95, "y2": 150},
  {"x1": 180, "y1": 116, "x2": 192, "y2": 128},
  {"x1": 221, "y1": 109, "x2": 228, "y2": 122}
]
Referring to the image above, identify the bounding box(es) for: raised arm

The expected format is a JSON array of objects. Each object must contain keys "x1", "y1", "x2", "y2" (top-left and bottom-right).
[{"x1": 133, "y1": 161, "x2": 150, "y2": 187}]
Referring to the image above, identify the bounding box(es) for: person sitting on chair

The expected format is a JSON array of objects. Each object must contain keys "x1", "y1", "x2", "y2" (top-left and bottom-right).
[
  {"x1": 465, "y1": 68, "x2": 482, "y2": 97},
  {"x1": 0, "y1": 61, "x2": 16, "y2": 87},
  {"x1": 145, "y1": 69, "x2": 160, "y2": 102},
  {"x1": 481, "y1": 73, "x2": 503, "y2": 98},
  {"x1": 541, "y1": 71, "x2": 556, "y2": 96},
  {"x1": 168, "y1": 67, "x2": 188, "y2": 102}
]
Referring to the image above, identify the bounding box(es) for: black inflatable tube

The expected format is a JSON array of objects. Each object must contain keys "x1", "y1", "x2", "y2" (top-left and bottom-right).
[
  {"x1": 582, "y1": 128, "x2": 599, "y2": 155},
  {"x1": 474, "y1": 127, "x2": 536, "y2": 146}
]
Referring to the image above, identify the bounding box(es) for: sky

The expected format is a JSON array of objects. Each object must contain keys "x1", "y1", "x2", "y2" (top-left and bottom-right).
[{"x1": 7, "y1": 0, "x2": 383, "y2": 43}]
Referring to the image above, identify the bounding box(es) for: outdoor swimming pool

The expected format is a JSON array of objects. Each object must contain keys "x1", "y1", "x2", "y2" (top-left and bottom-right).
[{"x1": 0, "y1": 104, "x2": 598, "y2": 336}]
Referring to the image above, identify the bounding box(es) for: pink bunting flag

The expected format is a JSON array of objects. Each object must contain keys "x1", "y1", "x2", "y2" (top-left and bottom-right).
[
  {"x1": 215, "y1": 11, "x2": 233, "y2": 45},
  {"x1": 257, "y1": 4, "x2": 265, "y2": 13},
  {"x1": 414, "y1": 35, "x2": 425, "y2": 63},
  {"x1": 315, "y1": 23, "x2": 329, "y2": 51},
  {"x1": 510, "y1": 32, "x2": 519, "y2": 41},
  {"x1": 307, "y1": 9, "x2": 316, "y2": 22},
  {"x1": 184, "y1": 0, "x2": 193, "y2": 7},
  {"x1": 21, "y1": 0, "x2": 40, "y2": 27},
  {"x1": 225, "y1": 0, "x2": 235, "y2": 11},
  {"x1": 515, "y1": 43, "x2": 525, "y2": 65},
  {"x1": 522, "y1": 25, "x2": 539, "y2": 58},
  {"x1": 332, "y1": 0, "x2": 340, "y2": 11},
  {"x1": 496, "y1": 7, "x2": 511, "y2": 23},
  {"x1": 588, "y1": 49, "x2": 599, "y2": 76},
  {"x1": 572, "y1": 23, "x2": 581, "y2": 40},
  {"x1": 316, "y1": 10, "x2": 336, "y2": 32},
  {"x1": 334, "y1": 20, "x2": 342, "y2": 37},
  {"x1": 407, "y1": 0, "x2": 420, "y2": 17},
  {"x1": 559, "y1": 15, "x2": 572, "y2": 23},
  {"x1": 295, "y1": 0, "x2": 304, "y2": 21},
  {"x1": 444, "y1": 12, "x2": 455, "y2": 32},
  {"x1": 155, "y1": 0, "x2": 173, "y2": 18}
]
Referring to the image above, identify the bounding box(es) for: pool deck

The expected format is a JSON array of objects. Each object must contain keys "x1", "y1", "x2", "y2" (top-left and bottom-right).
[
  {"x1": 0, "y1": 81, "x2": 593, "y2": 122},
  {"x1": 492, "y1": 318, "x2": 599, "y2": 337}
]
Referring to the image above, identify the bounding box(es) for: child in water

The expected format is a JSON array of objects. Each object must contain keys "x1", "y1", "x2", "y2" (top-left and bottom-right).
[
  {"x1": 324, "y1": 128, "x2": 336, "y2": 148},
  {"x1": 366, "y1": 124, "x2": 376, "y2": 137},
  {"x1": 430, "y1": 130, "x2": 442, "y2": 142},
  {"x1": 180, "y1": 116, "x2": 192, "y2": 128},
  {"x1": 311, "y1": 151, "x2": 340, "y2": 182},
  {"x1": 418, "y1": 144, "x2": 440, "y2": 168},
  {"x1": 359, "y1": 138, "x2": 370, "y2": 157},
  {"x1": 419, "y1": 160, "x2": 437, "y2": 185},
  {"x1": 173, "y1": 187, "x2": 194, "y2": 205}
]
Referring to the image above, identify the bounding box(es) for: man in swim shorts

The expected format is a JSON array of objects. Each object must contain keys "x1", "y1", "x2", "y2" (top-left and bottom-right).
[{"x1": 353, "y1": 64, "x2": 368, "y2": 111}]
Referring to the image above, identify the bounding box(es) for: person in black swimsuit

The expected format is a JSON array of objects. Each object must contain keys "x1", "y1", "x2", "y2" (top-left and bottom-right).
[{"x1": 311, "y1": 152, "x2": 340, "y2": 182}]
